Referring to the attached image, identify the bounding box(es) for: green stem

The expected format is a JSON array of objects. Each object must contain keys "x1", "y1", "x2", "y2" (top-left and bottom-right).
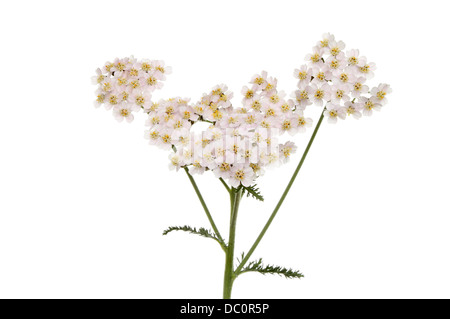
[
  {"x1": 235, "y1": 109, "x2": 326, "y2": 274},
  {"x1": 223, "y1": 187, "x2": 242, "y2": 299},
  {"x1": 219, "y1": 177, "x2": 231, "y2": 193},
  {"x1": 183, "y1": 167, "x2": 226, "y2": 251}
]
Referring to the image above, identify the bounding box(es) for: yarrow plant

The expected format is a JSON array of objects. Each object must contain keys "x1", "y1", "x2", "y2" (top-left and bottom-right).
[{"x1": 93, "y1": 33, "x2": 391, "y2": 298}]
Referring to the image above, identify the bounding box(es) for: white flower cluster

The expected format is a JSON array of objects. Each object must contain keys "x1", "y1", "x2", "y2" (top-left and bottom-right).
[
  {"x1": 93, "y1": 34, "x2": 391, "y2": 187},
  {"x1": 92, "y1": 56, "x2": 171, "y2": 122},
  {"x1": 143, "y1": 79, "x2": 304, "y2": 187},
  {"x1": 296, "y1": 33, "x2": 392, "y2": 123}
]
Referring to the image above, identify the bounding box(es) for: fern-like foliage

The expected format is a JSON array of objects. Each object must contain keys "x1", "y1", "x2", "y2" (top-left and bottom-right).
[
  {"x1": 242, "y1": 184, "x2": 264, "y2": 201},
  {"x1": 236, "y1": 255, "x2": 304, "y2": 279},
  {"x1": 163, "y1": 225, "x2": 227, "y2": 250}
]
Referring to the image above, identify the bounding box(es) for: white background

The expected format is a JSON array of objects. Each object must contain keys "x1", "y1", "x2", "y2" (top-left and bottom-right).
[{"x1": 1, "y1": 0, "x2": 449, "y2": 299}]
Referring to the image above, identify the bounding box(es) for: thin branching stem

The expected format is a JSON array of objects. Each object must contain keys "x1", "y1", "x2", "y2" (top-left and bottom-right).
[
  {"x1": 235, "y1": 108, "x2": 326, "y2": 274},
  {"x1": 223, "y1": 186, "x2": 242, "y2": 299},
  {"x1": 219, "y1": 177, "x2": 231, "y2": 193},
  {"x1": 183, "y1": 167, "x2": 226, "y2": 251}
]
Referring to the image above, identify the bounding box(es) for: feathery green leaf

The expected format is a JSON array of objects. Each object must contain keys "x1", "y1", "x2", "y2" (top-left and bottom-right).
[
  {"x1": 242, "y1": 184, "x2": 264, "y2": 201},
  {"x1": 163, "y1": 225, "x2": 227, "y2": 251},
  {"x1": 235, "y1": 256, "x2": 304, "y2": 279}
]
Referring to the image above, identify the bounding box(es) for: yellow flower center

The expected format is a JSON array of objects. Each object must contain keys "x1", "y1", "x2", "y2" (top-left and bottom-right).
[
  {"x1": 347, "y1": 106, "x2": 355, "y2": 114},
  {"x1": 270, "y1": 95, "x2": 279, "y2": 104},
  {"x1": 349, "y1": 57, "x2": 358, "y2": 65},
  {"x1": 109, "y1": 95, "x2": 118, "y2": 105},
  {"x1": 129, "y1": 68, "x2": 139, "y2": 77},
  {"x1": 330, "y1": 60, "x2": 339, "y2": 69},
  {"x1": 315, "y1": 90, "x2": 324, "y2": 99},
  {"x1": 147, "y1": 76, "x2": 157, "y2": 86},
  {"x1": 298, "y1": 71, "x2": 307, "y2": 80},
  {"x1": 365, "y1": 101, "x2": 374, "y2": 109},
  {"x1": 245, "y1": 90, "x2": 254, "y2": 99},
  {"x1": 150, "y1": 131, "x2": 159, "y2": 139},
  {"x1": 183, "y1": 111, "x2": 191, "y2": 119},
  {"x1": 161, "y1": 134, "x2": 171, "y2": 143},
  {"x1": 330, "y1": 47, "x2": 341, "y2": 56},
  {"x1": 245, "y1": 115, "x2": 256, "y2": 124},
  {"x1": 97, "y1": 94, "x2": 105, "y2": 103},
  {"x1": 377, "y1": 91, "x2": 386, "y2": 100},
  {"x1": 130, "y1": 80, "x2": 140, "y2": 89},
  {"x1": 283, "y1": 147, "x2": 291, "y2": 158},
  {"x1": 297, "y1": 90, "x2": 308, "y2": 101},
  {"x1": 135, "y1": 96, "x2": 145, "y2": 106},
  {"x1": 360, "y1": 65, "x2": 370, "y2": 73},
  {"x1": 116, "y1": 62, "x2": 126, "y2": 71},
  {"x1": 235, "y1": 170, "x2": 245, "y2": 180},
  {"x1": 254, "y1": 77, "x2": 264, "y2": 85},
  {"x1": 141, "y1": 63, "x2": 152, "y2": 72},
  {"x1": 156, "y1": 66, "x2": 165, "y2": 73},
  {"x1": 317, "y1": 72, "x2": 325, "y2": 81},
  {"x1": 251, "y1": 100, "x2": 262, "y2": 111},
  {"x1": 310, "y1": 53, "x2": 321, "y2": 63},
  {"x1": 329, "y1": 110, "x2": 338, "y2": 117},
  {"x1": 266, "y1": 109, "x2": 275, "y2": 117},
  {"x1": 282, "y1": 120, "x2": 291, "y2": 130}
]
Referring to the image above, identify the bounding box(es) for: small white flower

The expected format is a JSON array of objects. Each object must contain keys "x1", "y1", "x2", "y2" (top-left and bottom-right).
[
  {"x1": 358, "y1": 60, "x2": 377, "y2": 79},
  {"x1": 152, "y1": 60, "x2": 172, "y2": 75},
  {"x1": 104, "y1": 93, "x2": 120, "y2": 110},
  {"x1": 351, "y1": 77, "x2": 369, "y2": 97},
  {"x1": 142, "y1": 72, "x2": 164, "y2": 91},
  {"x1": 317, "y1": 33, "x2": 335, "y2": 48},
  {"x1": 359, "y1": 97, "x2": 382, "y2": 116},
  {"x1": 241, "y1": 85, "x2": 259, "y2": 105},
  {"x1": 168, "y1": 152, "x2": 182, "y2": 171},
  {"x1": 250, "y1": 71, "x2": 268, "y2": 86},
  {"x1": 343, "y1": 101, "x2": 363, "y2": 119},
  {"x1": 280, "y1": 115, "x2": 297, "y2": 136},
  {"x1": 305, "y1": 47, "x2": 325, "y2": 66},
  {"x1": 324, "y1": 103, "x2": 346, "y2": 124},
  {"x1": 228, "y1": 164, "x2": 254, "y2": 187},
  {"x1": 293, "y1": 84, "x2": 313, "y2": 108},
  {"x1": 370, "y1": 83, "x2": 392, "y2": 106},
  {"x1": 144, "y1": 128, "x2": 161, "y2": 145},
  {"x1": 91, "y1": 68, "x2": 106, "y2": 85},
  {"x1": 131, "y1": 91, "x2": 152, "y2": 110},
  {"x1": 327, "y1": 40, "x2": 346, "y2": 57},
  {"x1": 309, "y1": 83, "x2": 332, "y2": 107},
  {"x1": 262, "y1": 76, "x2": 278, "y2": 93},
  {"x1": 293, "y1": 65, "x2": 312, "y2": 85},
  {"x1": 346, "y1": 49, "x2": 364, "y2": 67},
  {"x1": 311, "y1": 66, "x2": 332, "y2": 84},
  {"x1": 113, "y1": 104, "x2": 136, "y2": 123},
  {"x1": 293, "y1": 112, "x2": 313, "y2": 133},
  {"x1": 157, "y1": 129, "x2": 175, "y2": 150},
  {"x1": 279, "y1": 141, "x2": 297, "y2": 163},
  {"x1": 325, "y1": 53, "x2": 346, "y2": 71},
  {"x1": 332, "y1": 67, "x2": 357, "y2": 85},
  {"x1": 330, "y1": 84, "x2": 351, "y2": 105}
]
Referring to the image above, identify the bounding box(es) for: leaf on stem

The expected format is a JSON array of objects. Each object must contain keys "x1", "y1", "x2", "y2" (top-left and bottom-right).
[
  {"x1": 162, "y1": 225, "x2": 227, "y2": 249},
  {"x1": 242, "y1": 184, "x2": 264, "y2": 201},
  {"x1": 235, "y1": 256, "x2": 304, "y2": 279}
]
